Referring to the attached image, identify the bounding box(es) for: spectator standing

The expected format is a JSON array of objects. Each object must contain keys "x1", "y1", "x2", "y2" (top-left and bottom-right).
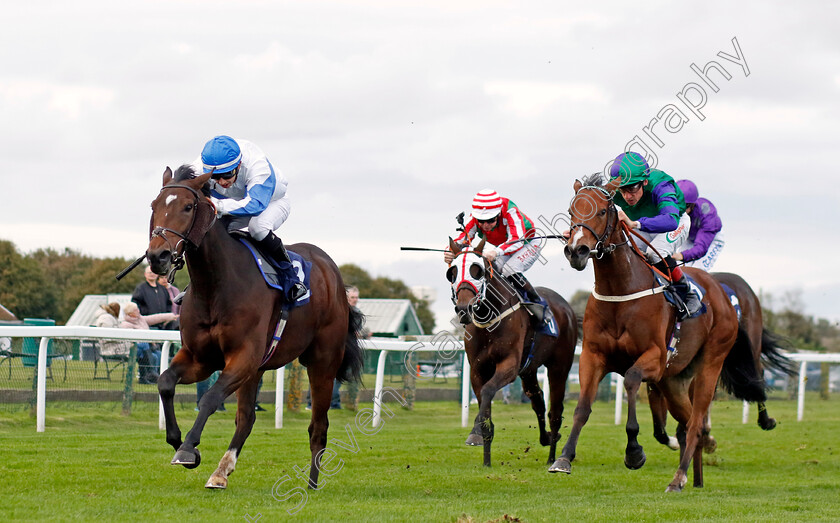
[
  {"x1": 132, "y1": 266, "x2": 173, "y2": 327},
  {"x1": 158, "y1": 275, "x2": 181, "y2": 316}
]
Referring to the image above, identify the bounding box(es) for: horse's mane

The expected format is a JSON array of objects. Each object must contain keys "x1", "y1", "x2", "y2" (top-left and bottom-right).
[
  {"x1": 173, "y1": 164, "x2": 211, "y2": 196},
  {"x1": 580, "y1": 172, "x2": 605, "y2": 188}
]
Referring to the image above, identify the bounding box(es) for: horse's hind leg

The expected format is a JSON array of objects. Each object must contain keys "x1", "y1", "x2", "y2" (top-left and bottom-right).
[
  {"x1": 206, "y1": 372, "x2": 262, "y2": 489},
  {"x1": 545, "y1": 361, "x2": 571, "y2": 465},
  {"x1": 757, "y1": 402, "x2": 777, "y2": 430},
  {"x1": 648, "y1": 383, "x2": 679, "y2": 450},
  {"x1": 520, "y1": 371, "x2": 548, "y2": 446}
]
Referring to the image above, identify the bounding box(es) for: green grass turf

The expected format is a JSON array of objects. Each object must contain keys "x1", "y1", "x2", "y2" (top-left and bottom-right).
[{"x1": 1, "y1": 396, "x2": 838, "y2": 522}]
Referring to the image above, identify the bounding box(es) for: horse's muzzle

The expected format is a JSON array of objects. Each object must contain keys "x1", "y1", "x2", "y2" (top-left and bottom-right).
[
  {"x1": 455, "y1": 305, "x2": 471, "y2": 325},
  {"x1": 564, "y1": 244, "x2": 591, "y2": 271},
  {"x1": 147, "y1": 249, "x2": 172, "y2": 276}
]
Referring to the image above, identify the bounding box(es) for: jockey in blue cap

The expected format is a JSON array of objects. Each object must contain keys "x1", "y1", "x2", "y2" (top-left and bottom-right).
[{"x1": 195, "y1": 135, "x2": 306, "y2": 301}]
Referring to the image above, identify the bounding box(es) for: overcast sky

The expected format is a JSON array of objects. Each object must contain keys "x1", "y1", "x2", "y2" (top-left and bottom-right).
[{"x1": 2, "y1": 1, "x2": 839, "y2": 330}]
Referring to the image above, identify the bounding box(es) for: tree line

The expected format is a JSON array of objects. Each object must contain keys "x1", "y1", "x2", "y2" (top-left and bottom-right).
[{"x1": 0, "y1": 240, "x2": 435, "y2": 333}]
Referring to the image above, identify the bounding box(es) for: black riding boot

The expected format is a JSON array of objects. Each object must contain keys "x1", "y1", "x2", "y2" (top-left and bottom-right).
[
  {"x1": 655, "y1": 257, "x2": 702, "y2": 320},
  {"x1": 256, "y1": 232, "x2": 307, "y2": 302},
  {"x1": 506, "y1": 273, "x2": 553, "y2": 325}
]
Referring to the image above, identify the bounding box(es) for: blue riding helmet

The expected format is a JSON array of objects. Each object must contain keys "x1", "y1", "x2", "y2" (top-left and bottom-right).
[{"x1": 201, "y1": 135, "x2": 242, "y2": 174}]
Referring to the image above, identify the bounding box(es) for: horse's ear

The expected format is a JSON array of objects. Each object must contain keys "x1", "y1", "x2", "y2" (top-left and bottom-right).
[
  {"x1": 193, "y1": 171, "x2": 214, "y2": 188},
  {"x1": 476, "y1": 238, "x2": 486, "y2": 255},
  {"x1": 573, "y1": 179, "x2": 582, "y2": 193},
  {"x1": 162, "y1": 167, "x2": 173, "y2": 187},
  {"x1": 605, "y1": 177, "x2": 620, "y2": 195},
  {"x1": 448, "y1": 236, "x2": 461, "y2": 255}
]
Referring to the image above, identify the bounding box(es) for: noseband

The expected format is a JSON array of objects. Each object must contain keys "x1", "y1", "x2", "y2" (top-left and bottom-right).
[
  {"x1": 569, "y1": 186, "x2": 626, "y2": 258},
  {"x1": 150, "y1": 183, "x2": 217, "y2": 279}
]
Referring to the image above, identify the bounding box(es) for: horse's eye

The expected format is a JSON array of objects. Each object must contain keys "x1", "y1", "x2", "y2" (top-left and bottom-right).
[
  {"x1": 185, "y1": 204, "x2": 194, "y2": 212},
  {"x1": 446, "y1": 266, "x2": 457, "y2": 284},
  {"x1": 599, "y1": 209, "x2": 606, "y2": 216}
]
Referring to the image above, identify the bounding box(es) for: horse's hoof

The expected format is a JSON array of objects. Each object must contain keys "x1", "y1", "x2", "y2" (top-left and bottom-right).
[
  {"x1": 465, "y1": 433, "x2": 483, "y2": 446},
  {"x1": 205, "y1": 475, "x2": 228, "y2": 489},
  {"x1": 171, "y1": 448, "x2": 201, "y2": 469},
  {"x1": 665, "y1": 483, "x2": 684, "y2": 493},
  {"x1": 624, "y1": 449, "x2": 646, "y2": 470},
  {"x1": 548, "y1": 458, "x2": 571, "y2": 474},
  {"x1": 703, "y1": 436, "x2": 717, "y2": 454},
  {"x1": 760, "y1": 418, "x2": 777, "y2": 431},
  {"x1": 667, "y1": 436, "x2": 680, "y2": 451}
]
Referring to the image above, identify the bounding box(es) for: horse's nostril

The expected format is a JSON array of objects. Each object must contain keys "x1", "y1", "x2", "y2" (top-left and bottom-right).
[{"x1": 577, "y1": 246, "x2": 590, "y2": 258}]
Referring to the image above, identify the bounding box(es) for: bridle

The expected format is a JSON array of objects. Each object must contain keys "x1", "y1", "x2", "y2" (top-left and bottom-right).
[
  {"x1": 150, "y1": 183, "x2": 217, "y2": 280},
  {"x1": 568, "y1": 185, "x2": 627, "y2": 259}
]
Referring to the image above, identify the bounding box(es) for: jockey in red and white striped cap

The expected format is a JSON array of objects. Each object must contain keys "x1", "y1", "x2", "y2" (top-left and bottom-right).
[{"x1": 445, "y1": 189, "x2": 552, "y2": 324}]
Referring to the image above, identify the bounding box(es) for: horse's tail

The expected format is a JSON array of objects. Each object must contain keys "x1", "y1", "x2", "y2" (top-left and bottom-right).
[
  {"x1": 337, "y1": 305, "x2": 365, "y2": 383},
  {"x1": 719, "y1": 325, "x2": 767, "y2": 403},
  {"x1": 760, "y1": 327, "x2": 798, "y2": 377}
]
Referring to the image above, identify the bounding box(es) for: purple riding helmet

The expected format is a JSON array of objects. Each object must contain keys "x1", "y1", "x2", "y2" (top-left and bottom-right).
[{"x1": 676, "y1": 179, "x2": 699, "y2": 205}]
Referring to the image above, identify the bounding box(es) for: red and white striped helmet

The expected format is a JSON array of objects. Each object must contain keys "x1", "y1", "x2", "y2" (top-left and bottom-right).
[{"x1": 471, "y1": 189, "x2": 503, "y2": 220}]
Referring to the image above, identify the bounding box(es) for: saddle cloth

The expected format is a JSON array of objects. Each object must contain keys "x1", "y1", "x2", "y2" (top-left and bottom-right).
[
  {"x1": 719, "y1": 283, "x2": 742, "y2": 322},
  {"x1": 238, "y1": 238, "x2": 312, "y2": 309}
]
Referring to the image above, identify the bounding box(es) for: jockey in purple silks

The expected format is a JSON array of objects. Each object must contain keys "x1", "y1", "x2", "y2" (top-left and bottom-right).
[{"x1": 674, "y1": 179, "x2": 724, "y2": 272}]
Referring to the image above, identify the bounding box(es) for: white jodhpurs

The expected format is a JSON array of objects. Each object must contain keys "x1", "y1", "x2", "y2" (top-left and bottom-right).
[
  {"x1": 226, "y1": 196, "x2": 291, "y2": 241},
  {"x1": 630, "y1": 213, "x2": 691, "y2": 264}
]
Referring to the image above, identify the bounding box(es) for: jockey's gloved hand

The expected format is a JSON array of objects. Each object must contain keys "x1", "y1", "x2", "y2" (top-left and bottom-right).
[
  {"x1": 482, "y1": 245, "x2": 499, "y2": 263},
  {"x1": 444, "y1": 249, "x2": 454, "y2": 264}
]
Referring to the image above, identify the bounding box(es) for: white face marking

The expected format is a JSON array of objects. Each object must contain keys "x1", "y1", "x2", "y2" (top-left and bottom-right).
[
  {"x1": 165, "y1": 194, "x2": 177, "y2": 206},
  {"x1": 571, "y1": 228, "x2": 584, "y2": 248}
]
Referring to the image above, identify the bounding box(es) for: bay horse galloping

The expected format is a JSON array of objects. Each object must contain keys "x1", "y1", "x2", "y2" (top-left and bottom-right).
[
  {"x1": 648, "y1": 271, "x2": 797, "y2": 449},
  {"x1": 553, "y1": 174, "x2": 766, "y2": 492},
  {"x1": 447, "y1": 238, "x2": 577, "y2": 468},
  {"x1": 147, "y1": 165, "x2": 364, "y2": 490}
]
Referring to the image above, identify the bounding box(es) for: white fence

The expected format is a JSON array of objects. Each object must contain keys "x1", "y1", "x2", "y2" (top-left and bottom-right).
[{"x1": 1, "y1": 325, "x2": 836, "y2": 432}]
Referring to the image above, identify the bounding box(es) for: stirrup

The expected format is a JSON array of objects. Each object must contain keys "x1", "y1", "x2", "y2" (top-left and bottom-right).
[{"x1": 288, "y1": 282, "x2": 307, "y2": 302}]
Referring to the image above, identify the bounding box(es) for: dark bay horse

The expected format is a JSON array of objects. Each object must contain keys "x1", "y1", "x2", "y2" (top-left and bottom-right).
[
  {"x1": 554, "y1": 175, "x2": 766, "y2": 492},
  {"x1": 146, "y1": 165, "x2": 364, "y2": 489},
  {"x1": 447, "y1": 238, "x2": 577, "y2": 468},
  {"x1": 648, "y1": 271, "x2": 797, "y2": 449}
]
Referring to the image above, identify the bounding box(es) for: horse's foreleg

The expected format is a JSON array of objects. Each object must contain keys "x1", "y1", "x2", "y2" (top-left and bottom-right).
[
  {"x1": 159, "y1": 349, "x2": 212, "y2": 455},
  {"x1": 478, "y1": 358, "x2": 518, "y2": 467},
  {"x1": 465, "y1": 367, "x2": 484, "y2": 447},
  {"x1": 175, "y1": 358, "x2": 252, "y2": 469},
  {"x1": 623, "y1": 348, "x2": 663, "y2": 471},
  {"x1": 206, "y1": 373, "x2": 262, "y2": 489},
  {"x1": 550, "y1": 349, "x2": 605, "y2": 474},
  {"x1": 648, "y1": 383, "x2": 679, "y2": 450}
]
